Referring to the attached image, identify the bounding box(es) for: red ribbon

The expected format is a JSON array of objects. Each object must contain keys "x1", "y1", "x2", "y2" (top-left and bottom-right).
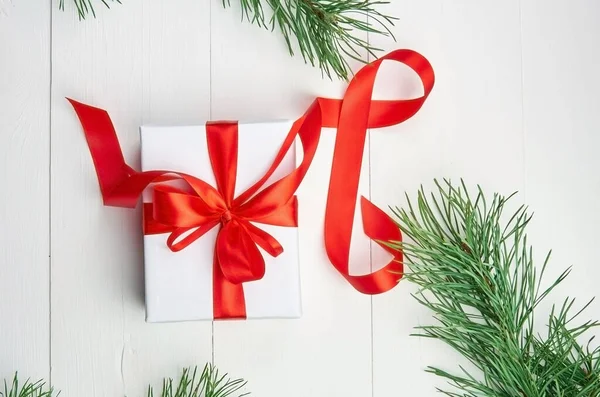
[
  {"x1": 68, "y1": 49, "x2": 434, "y2": 319},
  {"x1": 318, "y1": 49, "x2": 435, "y2": 294},
  {"x1": 68, "y1": 99, "x2": 321, "y2": 319}
]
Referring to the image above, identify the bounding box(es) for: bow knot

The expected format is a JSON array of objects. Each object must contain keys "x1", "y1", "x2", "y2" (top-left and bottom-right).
[
  {"x1": 147, "y1": 122, "x2": 300, "y2": 291},
  {"x1": 220, "y1": 210, "x2": 233, "y2": 224}
]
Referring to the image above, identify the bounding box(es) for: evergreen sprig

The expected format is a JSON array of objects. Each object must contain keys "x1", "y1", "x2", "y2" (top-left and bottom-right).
[
  {"x1": 1, "y1": 373, "x2": 57, "y2": 397},
  {"x1": 389, "y1": 180, "x2": 600, "y2": 396},
  {"x1": 223, "y1": 0, "x2": 396, "y2": 80},
  {"x1": 58, "y1": 0, "x2": 120, "y2": 20},
  {"x1": 147, "y1": 364, "x2": 248, "y2": 397},
  {"x1": 58, "y1": 0, "x2": 395, "y2": 80}
]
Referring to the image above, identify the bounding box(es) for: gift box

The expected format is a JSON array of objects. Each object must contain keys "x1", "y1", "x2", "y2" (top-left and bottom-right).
[
  {"x1": 68, "y1": 49, "x2": 435, "y2": 323},
  {"x1": 140, "y1": 121, "x2": 302, "y2": 322}
]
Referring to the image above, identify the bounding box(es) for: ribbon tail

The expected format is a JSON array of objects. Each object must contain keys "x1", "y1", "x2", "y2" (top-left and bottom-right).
[
  {"x1": 213, "y1": 249, "x2": 247, "y2": 320},
  {"x1": 325, "y1": 197, "x2": 403, "y2": 295},
  {"x1": 244, "y1": 221, "x2": 284, "y2": 257},
  {"x1": 68, "y1": 98, "x2": 175, "y2": 208},
  {"x1": 68, "y1": 98, "x2": 133, "y2": 206},
  {"x1": 357, "y1": 197, "x2": 403, "y2": 293}
]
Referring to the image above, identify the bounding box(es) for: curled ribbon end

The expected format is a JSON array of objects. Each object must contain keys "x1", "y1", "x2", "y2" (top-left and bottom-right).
[
  {"x1": 67, "y1": 98, "x2": 88, "y2": 116},
  {"x1": 67, "y1": 97, "x2": 94, "y2": 112},
  {"x1": 272, "y1": 246, "x2": 284, "y2": 257}
]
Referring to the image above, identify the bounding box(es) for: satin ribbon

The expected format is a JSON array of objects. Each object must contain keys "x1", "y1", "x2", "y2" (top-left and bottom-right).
[
  {"x1": 318, "y1": 49, "x2": 435, "y2": 294},
  {"x1": 68, "y1": 99, "x2": 321, "y2": 319},
  {"x1": 68, "y1": 48, "x2": 434, "y2": 319}
]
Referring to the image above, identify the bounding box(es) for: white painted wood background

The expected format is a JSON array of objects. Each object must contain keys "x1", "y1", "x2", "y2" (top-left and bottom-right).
[{"x1": 1, "y1": 1, "x2": 600, "y2": 396}]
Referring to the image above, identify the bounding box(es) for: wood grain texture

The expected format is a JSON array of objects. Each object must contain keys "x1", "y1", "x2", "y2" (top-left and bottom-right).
[
  {"x1": 210, "y1": 3, "x2": 374, "y2": 397},
  {"x1": 51, "y1": 3, "x2": 145, "y2": 396},
  {"x1": 521, "y1": 0, "x2": 600, "y2": 339},
  {"x1": 123, "y1": 1, "x2": 214, "y2": 395},
  {"x1": 0, "y1": 0, "x2": 50, "y2": 382},
  {"x1": 370, "y1": 1, "x2": 526, "y2": 395},
  {"x1": 51, "y1": 1, "x2": 213, "y2": 396},
  {"x1": 1, "y1": 1, "x2": 599, "y2": 396}
]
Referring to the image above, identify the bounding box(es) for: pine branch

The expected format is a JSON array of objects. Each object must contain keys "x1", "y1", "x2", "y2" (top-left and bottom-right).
[
  {"x1": 146, "y1": 364, "x2": 248, "y2": 397},
  {"x1": 224, "y1": 0, "x2": 396, "y2": 80},
  {"x1": 58, "y1": 0, "x2": 120, "y2": 20},
  {"x1": 58, "y1": 0, "x2": 396, "y2": 80},
  {"x1": 0, "y1": 373, "x2": 57, "y2": 397},
  {"x1": 389, "y1": 180, "x2": 600, "y2": 396}
]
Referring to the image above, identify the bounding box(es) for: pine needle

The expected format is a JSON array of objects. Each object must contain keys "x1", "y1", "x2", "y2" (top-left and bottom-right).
[
  {"x1": 146, "y1": 364, "x2": 248, "y2": 397},
  {"x1": 0, "y1": 373, "x2": 57, "y2": 397},
  {"x1": 389, "y1": 179, "x2": 600, "y2": 396},
  {"x1": 58, "y1": 0, "x2": 396, "y2": 80},
  {"x1": 223, "y1": 0, "x2": 396, "y2": 80},
  {"x1": 58, "y1": 0, "x2": 120, "y2": 20}
]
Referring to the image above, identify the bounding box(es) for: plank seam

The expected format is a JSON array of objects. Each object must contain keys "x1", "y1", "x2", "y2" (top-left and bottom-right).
[
  {"x1": 518, "y1": 0, "x2": 527, "y2": 203},
  {"x1": 48, "y1": 0, "x2": 53, "y2": 388},
  {"x1": 366, "y1": 14, "x2": 375, "y2": 397},
  {"x1": 209, "y1": 0, "x2": 215, "y2": 367}
]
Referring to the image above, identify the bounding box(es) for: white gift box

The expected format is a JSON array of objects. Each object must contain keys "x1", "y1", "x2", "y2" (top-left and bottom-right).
[{"x1": 140, "y1": 121, "x2": 302, "y2": 322}]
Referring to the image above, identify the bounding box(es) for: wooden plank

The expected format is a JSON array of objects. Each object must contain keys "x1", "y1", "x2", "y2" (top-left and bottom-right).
[
  {"x1": 0, "y1": 0, "x2": 50, "y2": 382},
  {"x1": 369, "y1": 1, "x2": 525, "y2": 395},
  {"x1": 125, "y1": 0, "x2": 213, "y2": 394},
  {"x1": 51, "y1": 4, "x2": 145, "y2": 396},
  {"x1": 0, "y1": 2, "x2": 50, "y2": 379},
  {"x1": 210, "y1": 3, "x2": 374, "y2": 396},
  {"x1": 50, "y1": 1, "x2": 211, "y2": 395},
  {"x1": 521, "y1": 0, "x2": 600, "y2": 334}
]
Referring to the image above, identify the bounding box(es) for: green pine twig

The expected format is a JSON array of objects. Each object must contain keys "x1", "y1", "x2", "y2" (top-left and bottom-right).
[
  {"x1": 224, "y1": 0, "x2": 396, "y2": 80},
  {"x1": 1, "y1": 373, "x2": 57, "y2": 397},
  {"x1": 147, "y1": 364, "x2": 248, "y2": 397},
  {"x1": 58, "y1": 0, "x2": 120, "y2": 20},
  {"x1": 59, "y1": 0, "x2": 396, "y2": 80},
  {"x1": 389, "y1": 180, "x2": 600, "y2": 396}
]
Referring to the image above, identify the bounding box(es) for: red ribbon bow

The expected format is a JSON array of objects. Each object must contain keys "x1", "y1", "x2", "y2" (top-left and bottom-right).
[{"x1": 68, "y1": 49, "x2": 434, "y2": 319}]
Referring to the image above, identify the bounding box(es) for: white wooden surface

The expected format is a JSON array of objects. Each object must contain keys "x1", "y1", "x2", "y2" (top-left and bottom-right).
[{"x1": 1, "y1": 1, "x2": 599, "y2": 396}]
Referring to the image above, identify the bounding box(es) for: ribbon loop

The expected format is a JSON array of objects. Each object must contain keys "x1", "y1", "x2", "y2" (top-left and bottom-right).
[
  {"x1": 166, "y1": 222, "x2": 219, "y2": 252},
  {"x1": 217, "y1": 220, "x2": 266, "y2": 284},
  {"x1": 320, "y1": 49, "x2": 435, "y2": 294}
]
